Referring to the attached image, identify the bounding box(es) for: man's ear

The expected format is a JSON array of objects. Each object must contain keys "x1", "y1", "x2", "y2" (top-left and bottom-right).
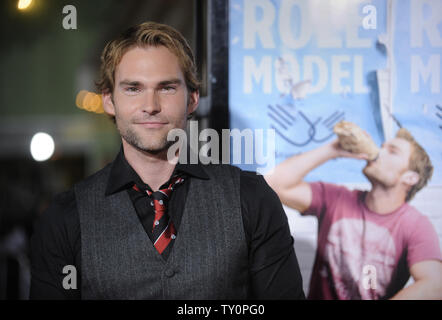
[
  {"x1": 402, "y1": 170, "x2": 419, "y2": 187},
  {"x1": 102, "y1": 91, "x2": 115, "y2": 116},
  {"x1": 187, "y1": 90, "x2": 199, "y2": 116}
]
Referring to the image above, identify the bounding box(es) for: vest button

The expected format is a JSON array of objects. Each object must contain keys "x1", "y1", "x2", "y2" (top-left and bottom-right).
[{"x1": 165, "y1": 269, "x2": 175, "y2": 278}]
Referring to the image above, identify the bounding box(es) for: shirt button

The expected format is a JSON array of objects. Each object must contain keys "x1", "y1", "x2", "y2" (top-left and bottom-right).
[
  {"x1": 159, "y1": 200, "x2": 164, "y2": 205},
  {"x1": 165, "y1": 269, "x2": 175, "y2": 278},
  {"x1": 154, "y1": 220, "x2": 159, "y2": 226},
  {"x1": 171, "y1": 234, "x2": 176, "y2": 240},
  {"x1": 150, "y1": 201, "x2": 154, "y2": 206}
]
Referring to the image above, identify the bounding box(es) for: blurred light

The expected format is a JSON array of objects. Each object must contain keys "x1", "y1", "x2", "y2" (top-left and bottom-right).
[
  {"x1": 83, "y1": 92, "x2": 95, "y2": 111},
  {"x1": 76, "y1": 90, "x2": 104, "y2": 113},
  {"x1": 75, "y1": 90, "x2": 89, "y2": 108},
  {"x1": 17, "y1": 0, "x2": 33, "y2": 10},
  {"x1": 30, "y1": 132, "x2": 55, "y2": 161}
]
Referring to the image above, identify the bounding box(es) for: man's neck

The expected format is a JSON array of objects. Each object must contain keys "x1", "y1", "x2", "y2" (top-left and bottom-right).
[
  {"x1": 122, "y1": 140, "x2": 178, "y2": 191},
  {"x1": 365, "y1": 184, "x2": 406, "y2": 215}
]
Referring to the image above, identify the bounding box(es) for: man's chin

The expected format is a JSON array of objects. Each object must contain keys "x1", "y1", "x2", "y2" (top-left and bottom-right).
[
  {"x1": 362, "y1": 167, "x2": 376, "y2": 183},
  {"x1": 363, "y1": 160, "x2": 377, "y2": 176},
  {"x1": 363, "y1": 169, "x2": 392, "y2": 188},
  {"x1": 120, "y1": 127, "x2": 170, "y2": 153},
  {"x1": 132, "y1": 139, "x2": 174, "y2": 155}
]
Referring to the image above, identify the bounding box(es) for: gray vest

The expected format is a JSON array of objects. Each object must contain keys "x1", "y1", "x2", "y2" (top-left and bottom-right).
[{"x1": 74, "y1": 163, "x2": 250, "y2": 299}]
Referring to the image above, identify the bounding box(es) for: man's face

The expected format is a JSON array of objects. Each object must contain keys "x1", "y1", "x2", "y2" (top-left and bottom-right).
[
  {"x1": 103, "y1": 45, "x2": 198, "y2": 154},
  {"x1": 363, "y1": 138, "x2": 413, "y2": 188}
]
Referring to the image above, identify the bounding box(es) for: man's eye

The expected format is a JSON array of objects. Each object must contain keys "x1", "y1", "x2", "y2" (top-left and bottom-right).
[
  {"x1": 125, "y1": 87, "x2": 139, "y2": 93},
  {"x1": 160, "y1": 86, "x2": 177, "y2": 94}
]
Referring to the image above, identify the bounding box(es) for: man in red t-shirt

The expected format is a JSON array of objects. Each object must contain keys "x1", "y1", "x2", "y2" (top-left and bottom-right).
[{"x1": 265, "y1": 128, "x2": 442, "y2": 299}]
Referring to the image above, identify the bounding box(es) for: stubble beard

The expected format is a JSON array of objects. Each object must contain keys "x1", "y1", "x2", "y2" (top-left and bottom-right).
[
  {"x1": 112, "y1": 93, "x2": 192, "y2": 156},
  {"x1": 363, "y1": 165, "x2": 381, "y2": 185},
  {"x1": 118, "y1": 121, "x2": 175, "y2": 155},
  {"x1": 363, "y1": 165, "x2": 397, "y2": 189}
]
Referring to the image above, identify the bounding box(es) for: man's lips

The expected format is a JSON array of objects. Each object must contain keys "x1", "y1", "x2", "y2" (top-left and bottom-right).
[
  {"x1": 366, "y1": 157, "x2": 378, "y2": 167},
  {"x1": 135, "y1": 121, "x2": 168, "y2": 128}
]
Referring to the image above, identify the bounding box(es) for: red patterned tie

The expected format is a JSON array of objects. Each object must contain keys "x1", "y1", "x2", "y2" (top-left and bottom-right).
[{"x1": 133, "y1": 175, "x2": 185, "y2": 254}]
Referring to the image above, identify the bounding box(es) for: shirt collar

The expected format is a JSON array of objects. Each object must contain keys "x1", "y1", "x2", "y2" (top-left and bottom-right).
[{"x1": 105, "y1": 145, "x2": 210, "y2": 196}]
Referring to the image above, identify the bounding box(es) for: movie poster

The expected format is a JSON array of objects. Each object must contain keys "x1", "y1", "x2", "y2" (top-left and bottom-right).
[{"x1": 229, "y1": 0, "x2": 441, "y2": 185}]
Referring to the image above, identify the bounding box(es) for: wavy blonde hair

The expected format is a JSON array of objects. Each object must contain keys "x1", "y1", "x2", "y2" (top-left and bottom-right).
[
  {"x1": 96, "y1": 21, "x2": 200, "y2": 95},
  {"x1": 396, "y1": 128, "x2": 433, "y2": 201}
]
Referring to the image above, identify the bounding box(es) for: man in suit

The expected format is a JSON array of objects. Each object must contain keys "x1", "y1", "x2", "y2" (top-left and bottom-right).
[{"x1": 29, "y1": 22, "x2": 305, "y2": 300}]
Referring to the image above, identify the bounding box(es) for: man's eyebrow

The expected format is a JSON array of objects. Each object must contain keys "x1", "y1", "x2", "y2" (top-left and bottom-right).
[
  {"x1": 157, "y1": 78, "x2": 183, "y2": 86},
  {"x1": 118, "y1": 80, "x2": 142, "y2": 86},
  {"x1": 118, "y1": 79, "x2": 183, "y2": 87}
]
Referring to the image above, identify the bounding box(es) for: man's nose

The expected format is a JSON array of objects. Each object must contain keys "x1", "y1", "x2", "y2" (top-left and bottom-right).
[{"x1": 142, "y1": 89, "x2": 161, "y2": 114}]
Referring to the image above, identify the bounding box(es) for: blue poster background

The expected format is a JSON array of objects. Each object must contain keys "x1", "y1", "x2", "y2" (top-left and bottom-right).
[
  {"x1": 392, "y1": 0, "x2": 442, "y2": 185},
  {"x1": 229, "y1": 0, "x2": 388, "y2": 182}
]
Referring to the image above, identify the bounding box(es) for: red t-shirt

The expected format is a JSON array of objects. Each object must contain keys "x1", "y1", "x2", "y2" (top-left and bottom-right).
[{"x1": 303, "y1": 182, "x2": 442, "y2": 300}]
